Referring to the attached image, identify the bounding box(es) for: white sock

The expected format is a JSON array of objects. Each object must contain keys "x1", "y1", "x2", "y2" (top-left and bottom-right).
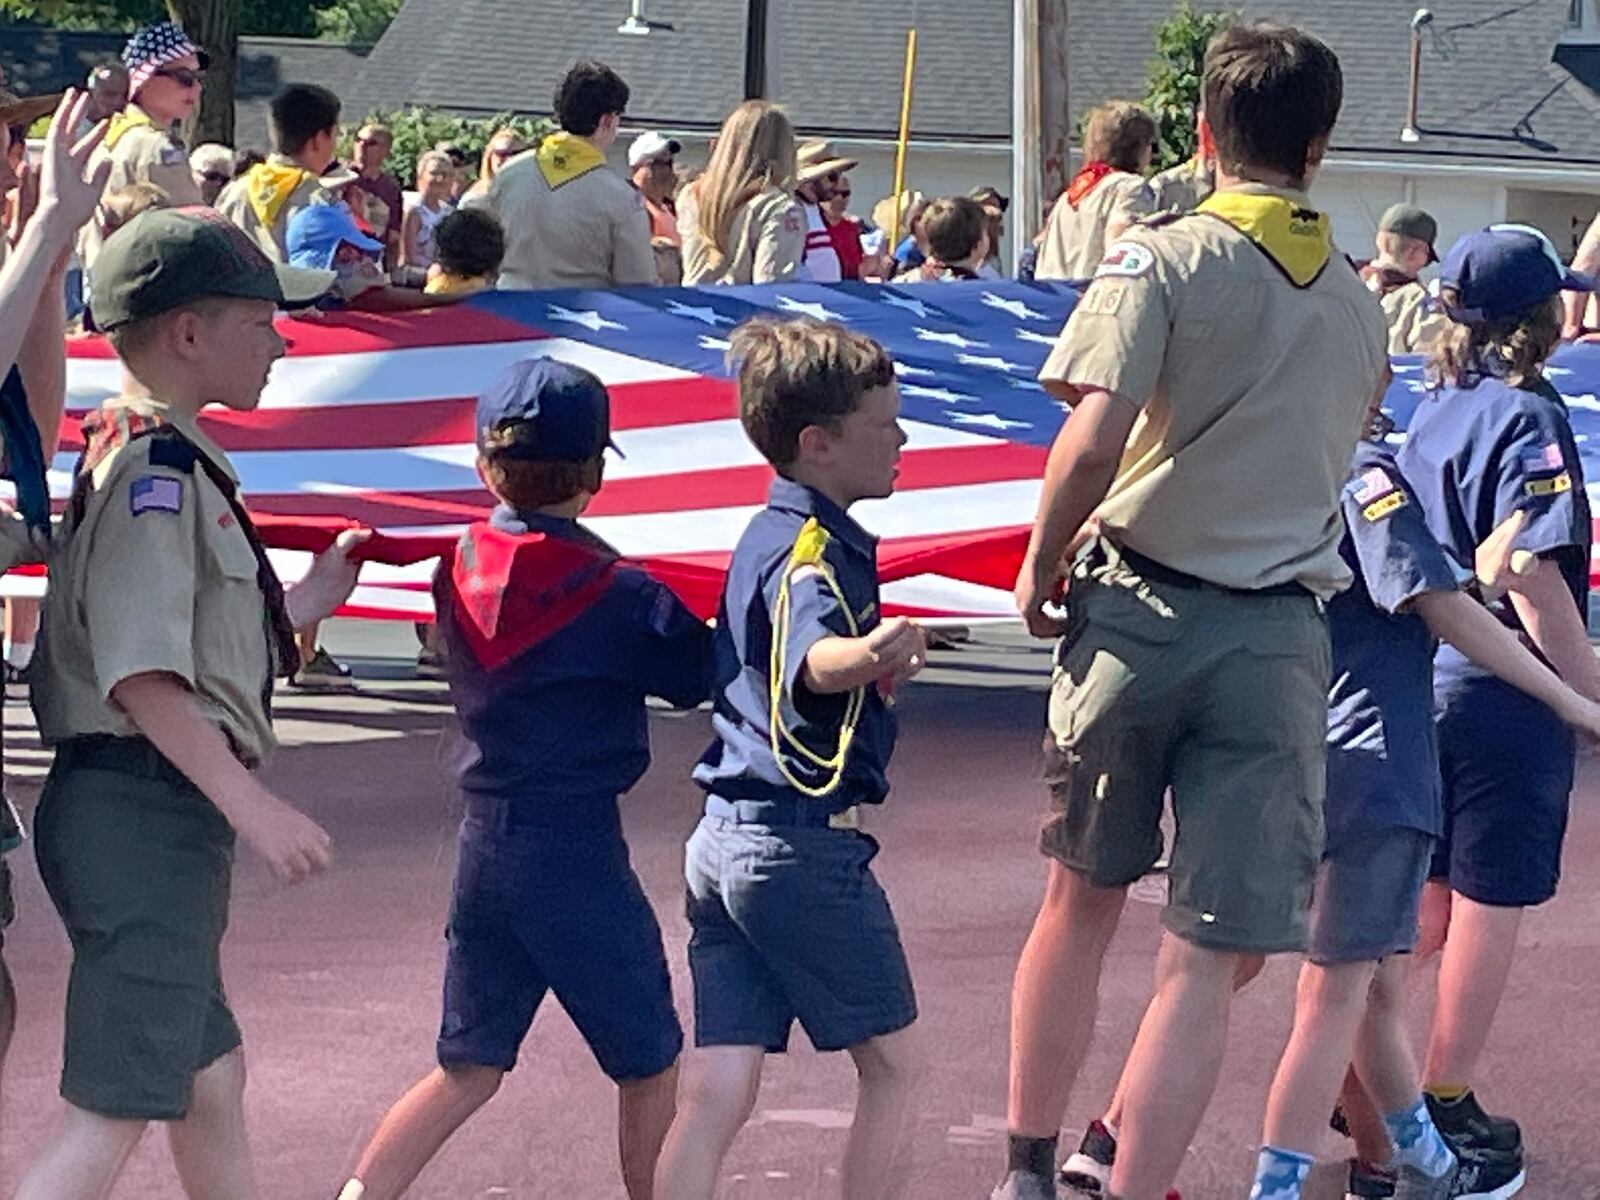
[
  {"x1": 5, "y1": 640, "x2": 33, "y2": 670},
  {"x1": 1101, "y1": 1118, "x2": 1120, "y2": 1140},
  {"x1": 336, "y1": 1181, "x2": 366, "y2": 1200}
]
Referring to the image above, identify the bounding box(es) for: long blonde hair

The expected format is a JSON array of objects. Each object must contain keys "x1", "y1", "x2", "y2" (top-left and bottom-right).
[
  {"x1": 695, "y1": 100, "x2": 797, "y2": 269},
  {"x1": 478, "y1": 126, "x2": 524, "y2": 187}
]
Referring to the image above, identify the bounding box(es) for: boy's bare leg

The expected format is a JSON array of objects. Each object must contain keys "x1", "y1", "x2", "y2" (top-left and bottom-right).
[
  {"x1": 843, "y1": 1023, "x2": 922, "y2": 1200},
  {"x1": 618, "y1": 1062, "x2": 679, "y2": 1200},
  {"x1": 654, "y1": 1045, "x2": 765, "y2": 1200},
  {"x1": 167, "y1": 1047, "x2": 257, "y2": 1200},
  {"x1": 1007, "y1": 862, "x2": 1127, "y2": 1136},
  {"x1": 12, "y1": 1103, "x2": 146, "y2": 1200},
  {"x1": 344, "y1": 1065, "x2": 503, "y2": 1200},
  {"x1": 1108, "y1": 934, "x2": 1241, "y2": 1200},
  {"x1": 1423, "y1": 894, "x2": 1522, "y2": 1088},
  {"x1": 1338, "y1": 1068, "x2": 1394, "y2": 1168},
  {"x1": 1412, "y1": 880, "x2": 1452, "y2": 962},
  {"x1": 1261, "y1": 960, "x2": 1377, "y2": 1155},
  {"x1": 1341, "y1": 956, "x2": 1427, "y2": 1165}
]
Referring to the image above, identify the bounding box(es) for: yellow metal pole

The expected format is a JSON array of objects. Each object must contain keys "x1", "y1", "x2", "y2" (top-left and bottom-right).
[{"x1": 889, "y1": 28, "x2": 918, "y2": 252}]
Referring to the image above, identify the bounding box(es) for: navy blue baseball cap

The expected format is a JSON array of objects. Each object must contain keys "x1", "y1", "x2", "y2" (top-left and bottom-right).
[
  {"x1": 476, "y1": 358, "x2": 620, "y2": 462},
  {"x1": 1438, "y1": 224, "x2": 1594, "y2": 324}
]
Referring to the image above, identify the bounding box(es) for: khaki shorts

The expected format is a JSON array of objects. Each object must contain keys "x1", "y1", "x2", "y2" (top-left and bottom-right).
[{"x1": 1042, "y1": 547, "x2": 1330, "y2": 953}]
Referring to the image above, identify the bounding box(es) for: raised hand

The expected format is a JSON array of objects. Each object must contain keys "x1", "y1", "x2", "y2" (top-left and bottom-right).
[{"x1": 35, "y1": 88, "x2": 111, "y2": 239}]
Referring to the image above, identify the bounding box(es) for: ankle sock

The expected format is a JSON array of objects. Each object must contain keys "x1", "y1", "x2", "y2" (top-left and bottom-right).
[
  {"x1": 1101, "y1": 1117, "x2": 1120, "y2": 1141},
  {"x1": 1385, "y1": 1098, "x2": 1455, "y2": 1178},
  {"x1": 1424, "y1": 1082, "x2": 1470, "y2": 1104},
  {"x1": 1249, "y1": 1145, "x2": 1312, "y2": 1200},
  {"x1": 336, "y1": 1182, "x2": 366, "y2": 1200},
  {"x1": 1006, "y1": 1132, "x2": 1057, "y2": 1179}
]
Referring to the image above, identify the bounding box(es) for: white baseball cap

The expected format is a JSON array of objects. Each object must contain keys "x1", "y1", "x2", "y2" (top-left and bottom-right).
[{"x1": 628, "y1": 130, "x2": 682, "y2": 168}]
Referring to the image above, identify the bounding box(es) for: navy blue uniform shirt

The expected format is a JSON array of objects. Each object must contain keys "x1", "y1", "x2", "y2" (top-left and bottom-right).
[
  {"x1": 1396, "y1": 372, "x2": 1591, "y2": 695},
  {"x1": 693, "y1": 478, "x2": 896, "y2": 816},
  {"x1": 439, "y1": 508, "x2": 712, "y2": 812},
  {"x1": 1325, "y1": 442, "x2": 1467, "y2": 847}
]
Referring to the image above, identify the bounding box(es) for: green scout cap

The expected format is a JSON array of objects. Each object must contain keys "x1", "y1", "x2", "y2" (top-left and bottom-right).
[
  {"x1": 1378, "y1": 203, "x2": 1439, "y2": 262},
  {"x1": 89, "y1": 206, "x2": 336, "y2": 331}
]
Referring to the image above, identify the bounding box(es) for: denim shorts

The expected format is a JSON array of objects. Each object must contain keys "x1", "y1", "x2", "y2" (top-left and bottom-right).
[
  {"x1": 1308, "y1": 827, "x2": 1433, "y2": 965},
  {"x1": 683, "y1": 811, "x2": 917, "y2": 1053},
  {"x1": 437, "y1": 795, "x2": 681, "y2": 1082}
]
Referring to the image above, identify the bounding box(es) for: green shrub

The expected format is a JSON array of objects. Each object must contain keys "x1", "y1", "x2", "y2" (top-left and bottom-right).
[{"x1": 346, "y1": 106, "x2": 551, "y2": 188}]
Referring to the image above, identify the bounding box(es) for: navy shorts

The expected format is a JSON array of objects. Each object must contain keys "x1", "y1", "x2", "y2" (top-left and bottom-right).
[
  {"x1": 684, "y1": 807, "x2": 917, "y2": 1053},
  {"x1": 1309, "y1": 827, "x2": 1433, "y2": 965},
  {"x1": 437, "y1": 796, "x2": 681, "y2": 1082},
  {"x1": 1434, "y1": 677, "x2": 1574, "y2": 908}
]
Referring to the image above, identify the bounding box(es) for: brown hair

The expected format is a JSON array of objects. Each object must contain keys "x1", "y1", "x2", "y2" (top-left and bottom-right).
[
  {"x1": 1424, "y1": 293, "x2": 1561, "y2": 390},
  {"x1": 479, "y1": 453, "x2": 603, "y2": 509},
  {"x1": 1082, "y1": 101, "x2": 1157, "y2": 172},
  {"x1": 922, "y1": 196, "x2": 986, "y2": 264},
  {"x1": 104, "y1": 296, "x2": 233, "y2": 361},
  {"x1": 730, "y1": 318, "x2": 894, "y2": 468},
  {"x1": 1203, "y1": 22, "x2": 1342, "y2": 185},
  {"x1": 99, "y1": 181, "x2": 170, "y2": 239}
]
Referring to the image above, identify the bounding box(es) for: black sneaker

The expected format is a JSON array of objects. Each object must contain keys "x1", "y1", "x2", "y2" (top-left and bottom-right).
[
  {"x1": 1059, "y1": 1120, "x2": 1115, "y2": 1195},
  {"x1": 1424, "y1": 1092, "x2": 1522, "y2": 1158},
  {"x1": 1346, "y1": 1159, "x2": 1397, "y2": 1199},
  {"x1": 1449, "y1": 1149, "x2": 1525, "y2": 1200}
]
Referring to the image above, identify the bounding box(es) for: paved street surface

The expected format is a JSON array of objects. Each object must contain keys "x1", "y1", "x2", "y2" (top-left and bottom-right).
[{"x1": 1, "y1": 623, "x2": 1596, "y2": 1199}]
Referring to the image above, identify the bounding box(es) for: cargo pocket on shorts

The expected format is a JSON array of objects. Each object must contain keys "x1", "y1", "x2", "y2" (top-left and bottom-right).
[{"x1": 1048, "y1": 572, "x2": 1179, "y2": 747}]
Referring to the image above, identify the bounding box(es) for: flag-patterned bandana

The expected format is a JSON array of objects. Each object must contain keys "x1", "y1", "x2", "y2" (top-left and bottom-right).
[{"x1": 121, "y1": 21, "x2": 205, "y2": 97}]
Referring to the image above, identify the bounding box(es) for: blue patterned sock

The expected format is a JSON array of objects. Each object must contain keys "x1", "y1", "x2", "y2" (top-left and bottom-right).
[
  {"x1": 1385, "y1": 1098, "x2": 1456, "y2": 1178},
  {"x1": 1249, "y1": 1146, "x2": 1313, "y2": 1199}
]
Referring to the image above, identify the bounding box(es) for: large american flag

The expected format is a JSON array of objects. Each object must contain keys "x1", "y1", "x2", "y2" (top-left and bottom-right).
[{"x1": 48, "y1": 280, "x2": 1600, "y2": 619}]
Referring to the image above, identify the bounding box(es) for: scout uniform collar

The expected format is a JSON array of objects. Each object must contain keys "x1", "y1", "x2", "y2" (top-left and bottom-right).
[
  {"x1": 246, "y1": 154, "x2": 317, "y2": 230},
  {"x1": 93, "y1": 396, "x2": 238, "y2": 482},
  {"x1": 104, "y1": 103, "x2": 160, "y2": 150},
  {"x1": 1198, "y1": 183, "x2": 1333, "y2": 288},
  {"x1": 536, "y1": 131, "x2": 607, "y2": 190},
  {"x1": 767, "y1": 477, "x2": 876, "y2": 561}
]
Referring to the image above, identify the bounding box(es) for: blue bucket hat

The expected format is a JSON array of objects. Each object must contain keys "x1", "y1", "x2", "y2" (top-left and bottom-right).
[
  {"x1": 286, "y1": 203, "x2": 384, "y2": 271},
  {"x1": 476, "y1": 359, "x2": 622, "y2": 463},
  {"x1": 1438, "y1": 223, "x2": 1595, "y2": 324}
]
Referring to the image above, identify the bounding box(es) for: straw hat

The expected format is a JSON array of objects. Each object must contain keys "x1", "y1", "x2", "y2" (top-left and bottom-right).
[
  {"x1": 797, "y1": 139, "x2": 858, "y2": 183},
  {"x1": 0, "y1": 88, "x2": 60, "y2": 130}
]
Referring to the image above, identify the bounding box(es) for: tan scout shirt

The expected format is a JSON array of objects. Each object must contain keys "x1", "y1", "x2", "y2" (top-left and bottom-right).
[
  {"x1": 1375, "y1": 278, "x2": 1443, "y2": 354},
  {"x1": 1039, "y1": 190, "x2": 1390, "y2": 598},
  {"x1": 1035, "y1": 171, "x2": 1155, "y2": 281},
  {"x1": 214, "y1": 154, "x2": 334, "y2": 263},
  {"x1": 33, "y1": 400, "x2": 277, "y2": 766},
  {"x1": 488, "y1": 144, "x2": 658, "y2": 289},
  {"x1": 1149, "y1": 158, "x2": 1213, "y2": 213},
  {"x1": 80, "y1": 104, "x2": 203, "y2": 273},
  {"x1": 678, "y1": 185, "x2": 805, "y2": 285}
]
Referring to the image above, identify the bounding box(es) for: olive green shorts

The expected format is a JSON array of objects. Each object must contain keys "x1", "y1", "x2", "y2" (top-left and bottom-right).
[
  {"x1": 33, "y1": 740, "x2": 241, "y2": 1120},
  {"x1": 1042, "y1": 548, "x2": 1330, "y2": 953}
]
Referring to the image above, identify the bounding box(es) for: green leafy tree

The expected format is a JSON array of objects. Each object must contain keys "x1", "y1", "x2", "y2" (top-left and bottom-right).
[
  {"x1": 351, "y1": 106, "x2": 550, "y2": 190},
  {"x1": 314, "y1": 0, "x2": 398, "y2": 43},
  {"x1": 1141, "y1": 1, "x2": 1236, "y2": 171}
]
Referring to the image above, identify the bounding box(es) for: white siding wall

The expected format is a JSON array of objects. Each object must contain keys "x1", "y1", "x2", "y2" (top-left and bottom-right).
[{"x1": 1311, "y1": 166, "x2": 1506, "y2": 270}]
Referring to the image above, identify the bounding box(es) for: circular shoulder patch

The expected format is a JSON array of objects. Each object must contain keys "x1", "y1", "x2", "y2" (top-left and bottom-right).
[{"x1": 1095, "y1": 241, "x2": 1155, "y2": 279}]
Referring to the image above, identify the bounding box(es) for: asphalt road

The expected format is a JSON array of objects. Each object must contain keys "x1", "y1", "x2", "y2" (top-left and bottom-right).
[{"x1": 1, "y1": 623, "x2": 1595, "y2": 1199}]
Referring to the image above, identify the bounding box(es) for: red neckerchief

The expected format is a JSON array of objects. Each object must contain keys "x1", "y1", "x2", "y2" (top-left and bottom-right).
[
  {"x1": 1359, "y1": 261, "x2": 1419, "y2": 296},
  {"x1": 439, "y1": 521, "x2": 619, "y2": 671},
  {"x1": 1066, "y1": 161, "x2": 1115, "y2": 209}
]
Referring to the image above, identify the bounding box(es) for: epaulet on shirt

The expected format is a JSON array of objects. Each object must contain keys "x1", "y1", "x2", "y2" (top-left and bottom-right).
[{"x1": 146, "y1": 432, "x2": 199, "y2": 474}]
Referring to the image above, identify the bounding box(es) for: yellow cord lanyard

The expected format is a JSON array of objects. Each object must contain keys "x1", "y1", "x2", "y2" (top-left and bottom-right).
[{"x1": 768, "y1": 517, "x2": 865, "y2": 799}]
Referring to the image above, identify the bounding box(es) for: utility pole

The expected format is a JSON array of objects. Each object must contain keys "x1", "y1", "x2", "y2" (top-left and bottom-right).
[
  {"x1": 745, "y1": 0, "x2": 770, "y2": 99},
  {"x1": 1012, "y1": 0, "x2": 1069, "y2": 262}
]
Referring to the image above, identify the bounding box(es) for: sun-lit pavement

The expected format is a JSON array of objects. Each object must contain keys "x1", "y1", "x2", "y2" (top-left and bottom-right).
[{"x1": 1, "y1": 621, "x2": 1596, "y2": 1199}]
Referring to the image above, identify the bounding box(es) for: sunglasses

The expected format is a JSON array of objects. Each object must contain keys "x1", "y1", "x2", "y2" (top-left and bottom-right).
[
  {"x1": 838, "y1": 189, "x2": 851, "y2": 199},
  {"x1": 491, "y1": 145, "x2": 523, "y2": 159},
  {"x1": 153, "y1": 66, "x2": 204, "y2": 88}
]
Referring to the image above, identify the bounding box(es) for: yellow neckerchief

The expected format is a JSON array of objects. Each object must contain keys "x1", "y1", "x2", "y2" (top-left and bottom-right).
[
  {"x1": 104, "y1": 104, "x2": 157, "y2": 150},
  {"x1": 1197, "y1": 186, "x2": 1332, "y2": 287},
  {"x1": 535, "y1": 131, "x2": 606, "y2": 190},
  {"x1": 245, "y1": 156, "x2": 314, "y2": 230},
  {"x1": 424, "y1": 272, "x2": 492, "y2": 296}
]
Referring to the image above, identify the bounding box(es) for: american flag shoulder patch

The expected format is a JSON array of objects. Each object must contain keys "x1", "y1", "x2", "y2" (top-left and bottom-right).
[
  {"x1": 1354, "y1": 466, "x2": 1397, "y2": 504},
  {"x1": 1521, "y1": 442, "x2": 1564, "y2": 474},
  {"x1": 129, "y1": 474, "x2": 183, "y2": 517}
]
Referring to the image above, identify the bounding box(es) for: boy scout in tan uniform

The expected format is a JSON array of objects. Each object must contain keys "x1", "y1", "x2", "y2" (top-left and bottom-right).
[
  {"x1": 214, "y1": 84, "x2": 344, "y2": 263},
  {"x1": 677, "y1": 185, "x2": 804, "y2": 285},
  {"x1": 14, "y1": 208, "x2": 367, "y2": 1200},
  {"x1": 1148, "y1": 154, "x2": 1213, "y2": 213},
  {"x1": 996, "y1": 24, "x2": 1389, "y2": 1200},
  {"x1": 1036, "y1": 102, "x2": 1159, "y2": 281},
  {"x1": 1360, "y1": 203, "x2": 1445, "y2": 354},
  {"x1": 487, "y1": 60, "x2": 656, "y2": 289}
]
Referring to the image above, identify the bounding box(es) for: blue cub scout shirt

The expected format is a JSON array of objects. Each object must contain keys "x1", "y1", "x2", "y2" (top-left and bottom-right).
[
  {"x1": 439, "y1": 508, "x2": 712, "y2": 811},
  {"x1": 693, "y1": 478, "x2": 896, "y2": 815},
  {"x1": 1396, "y1": 373, "x2": 1591, "y2": 694},
  {"x1": 1325, "y1": 442, "x2": 1467, "y2": 848}
]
